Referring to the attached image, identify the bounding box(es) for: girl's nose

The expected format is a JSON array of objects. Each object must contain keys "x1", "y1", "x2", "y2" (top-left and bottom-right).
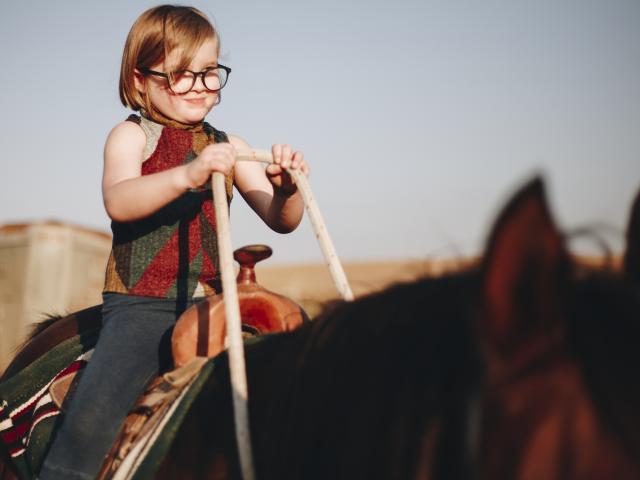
[{"x1": 192, "y1": 74, "x2": 207, "y2": 92}]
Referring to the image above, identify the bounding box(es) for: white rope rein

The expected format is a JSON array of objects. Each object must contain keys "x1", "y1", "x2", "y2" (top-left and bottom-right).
[{"x1": 211, "y1": 148, "x2": 353, "y2": 480}]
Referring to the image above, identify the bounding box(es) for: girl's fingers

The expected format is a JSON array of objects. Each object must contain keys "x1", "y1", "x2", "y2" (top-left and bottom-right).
[
  {"x1": 265, "y1": 163, "x2": 284, "y2": 176},
  {"x1": 290, "y1": 151, "x2": 304, "y2": 170},
  {"x1": 272, "y1": 144, "x2": 283, "y2": 164},
  {"x1": 266, "y1": 145, "x2": 308, "y2": 187},
  {"x1": 281, "y1": 145, "x2": 292, "y2": 168},
  {"x1": 213, "y1": 150, "x2": 236, "y2": 175}
]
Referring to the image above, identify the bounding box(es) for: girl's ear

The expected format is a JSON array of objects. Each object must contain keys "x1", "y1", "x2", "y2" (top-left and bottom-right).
[
  {"x1": 133, "y1": 69, "x2": 146, "y2": 94},
  {"x1": 623, "y1": 187, "x2": 640, "y2": 285},
  {"x1": 478, "y1": 177, "x2": 570, "y2": 363}
]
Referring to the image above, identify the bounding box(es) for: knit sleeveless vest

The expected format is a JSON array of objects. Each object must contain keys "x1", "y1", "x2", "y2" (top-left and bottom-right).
[{"x1": 102, "y1": 114, "x2": 233, "y2": 300}]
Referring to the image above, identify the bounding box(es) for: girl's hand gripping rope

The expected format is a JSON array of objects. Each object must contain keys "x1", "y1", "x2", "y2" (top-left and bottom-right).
[
  {"x1": 184, "y1": 142, "x2": 237, "y2": 189},
  {"x1": 265, "y1": 144, "x2": 310, "y2": 196}
]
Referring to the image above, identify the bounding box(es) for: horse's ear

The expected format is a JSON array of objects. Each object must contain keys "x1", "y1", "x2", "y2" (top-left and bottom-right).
[
  {"x1": 479, "y1": 177, "x2": 570, "y2": 362},
  {"x1": 623, "y1": 187, "x2": 640, "y2": 285}
]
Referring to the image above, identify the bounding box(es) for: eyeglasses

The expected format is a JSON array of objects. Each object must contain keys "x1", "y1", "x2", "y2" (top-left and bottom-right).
[{"x1": 140, "y1": 64, "x2": 231, "y2": 94}]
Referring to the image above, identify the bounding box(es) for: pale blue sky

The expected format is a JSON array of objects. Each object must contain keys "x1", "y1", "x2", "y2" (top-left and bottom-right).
[{"x1": 1, "y1": 1, "x2": 639, "y2": 263}]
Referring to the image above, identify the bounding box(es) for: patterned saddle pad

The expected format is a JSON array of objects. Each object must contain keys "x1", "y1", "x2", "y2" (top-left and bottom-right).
[
  {"x1": 0, "y1": 330, "x2": 216, "y2": 480},
  {"x1": 0, "y1": 329, "x2": 99, "y2": 479}
]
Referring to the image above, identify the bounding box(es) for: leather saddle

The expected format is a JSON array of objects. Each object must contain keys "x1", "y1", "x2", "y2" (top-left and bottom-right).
[{"x1": 99, "y1": 244, "x2": 308, "y2": 478}]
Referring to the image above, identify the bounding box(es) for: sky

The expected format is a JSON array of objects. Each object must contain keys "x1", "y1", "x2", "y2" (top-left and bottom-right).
[{"x1": 1, "y1": 0, "x2": 639, "y2": 264}]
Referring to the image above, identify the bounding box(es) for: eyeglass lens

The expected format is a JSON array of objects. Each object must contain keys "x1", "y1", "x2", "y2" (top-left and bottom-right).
[{"x1": 169, "y1": 68, "x2": 228, "y2": 94}]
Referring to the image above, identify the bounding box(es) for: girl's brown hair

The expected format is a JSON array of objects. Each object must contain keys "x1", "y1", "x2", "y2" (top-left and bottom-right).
[{"x1": 119, "y1": 5, "x2": 219, "y2": 116}]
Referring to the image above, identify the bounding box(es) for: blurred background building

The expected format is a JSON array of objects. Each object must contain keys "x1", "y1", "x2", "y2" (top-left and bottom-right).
[{"x1": 0, "y1": 222, "x2": 111, "y2": 372}]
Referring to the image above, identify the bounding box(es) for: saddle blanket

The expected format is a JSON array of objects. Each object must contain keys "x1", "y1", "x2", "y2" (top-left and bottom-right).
[
  {"x1": 0, "y1": 329, "x2": 100, "y2": 479},
  {"x1": 0, "y1": 330, "x2": 218, "y2": 480}
]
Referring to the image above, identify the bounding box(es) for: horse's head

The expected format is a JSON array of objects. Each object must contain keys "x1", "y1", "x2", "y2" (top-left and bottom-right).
[{"x1": 475, "y1": 179, "x2": 640, "y2": 480}]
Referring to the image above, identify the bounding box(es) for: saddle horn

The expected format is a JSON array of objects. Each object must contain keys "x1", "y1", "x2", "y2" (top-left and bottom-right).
[{"x1": 171, "y1": 245, "x2": 307, "y2": 367}]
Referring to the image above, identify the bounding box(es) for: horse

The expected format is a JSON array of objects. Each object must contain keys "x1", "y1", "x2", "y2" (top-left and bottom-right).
[
  {"x1": 153, "y1": 178, "x2": 640, "y2": 480},
  {"x1": 2, "y1": 177, "x2": 640, "y2": 479}
]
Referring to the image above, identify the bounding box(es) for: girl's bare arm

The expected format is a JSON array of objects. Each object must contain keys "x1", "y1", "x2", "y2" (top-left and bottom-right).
[{"x1": 102, "y1": 121, "x2": 235, "y2": 222}]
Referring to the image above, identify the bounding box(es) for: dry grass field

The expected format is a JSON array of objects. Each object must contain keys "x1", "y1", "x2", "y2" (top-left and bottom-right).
[
  {"x1": 256, "y1": 253, "x2": 619, "y2": 318},
  {"x1": 258, "y1": 257, "x2": 477, "y2": 317}
]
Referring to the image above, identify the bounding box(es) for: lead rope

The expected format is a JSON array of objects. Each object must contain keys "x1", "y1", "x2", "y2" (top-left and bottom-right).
[{"x1": 211, "y1": 148, "x2": 354, "y2": 480}]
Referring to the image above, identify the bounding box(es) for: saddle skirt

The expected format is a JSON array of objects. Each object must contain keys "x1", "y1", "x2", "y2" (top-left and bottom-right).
[{"x1": 98, "y1": 357, "x2": 208, "y2": 480}]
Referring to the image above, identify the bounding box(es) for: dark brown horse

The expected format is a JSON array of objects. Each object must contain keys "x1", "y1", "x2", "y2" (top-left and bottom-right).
[
  {"x1": 155, "y1": 178, "x2": 640, "y2": 480},
  {"x1": 2, "y1": 178, "x2": 640, "y2": 479}
]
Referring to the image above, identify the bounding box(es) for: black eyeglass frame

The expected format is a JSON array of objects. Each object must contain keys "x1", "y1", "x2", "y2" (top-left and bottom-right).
[{"x1": 139, "y1": 64, "x2": 231, "y2": 94}]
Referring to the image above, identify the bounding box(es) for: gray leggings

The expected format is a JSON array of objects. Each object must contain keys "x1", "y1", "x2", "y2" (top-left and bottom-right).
[{"x1": 39, "y1": 293, "x2": 203, "y2": 480}]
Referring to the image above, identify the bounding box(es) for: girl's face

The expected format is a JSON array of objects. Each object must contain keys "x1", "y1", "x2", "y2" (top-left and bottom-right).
[{"x1": 136, "y1": 38, "x2": 220, "y2": 124}]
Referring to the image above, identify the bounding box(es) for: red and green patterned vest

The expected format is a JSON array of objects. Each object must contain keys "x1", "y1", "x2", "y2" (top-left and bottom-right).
[{"x1": 103, "y1": 114, "x2": 233, "y2": 300}]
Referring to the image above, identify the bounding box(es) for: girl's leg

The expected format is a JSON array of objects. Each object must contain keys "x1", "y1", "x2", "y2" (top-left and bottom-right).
[{"x1": 38, "y1": 294, "x2": 188, "y2": 480}]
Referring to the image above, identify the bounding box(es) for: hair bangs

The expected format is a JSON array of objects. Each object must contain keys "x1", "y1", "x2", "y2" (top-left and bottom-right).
[{"x1": 162, "y1": 7, "x2": 218, "y2": 71}]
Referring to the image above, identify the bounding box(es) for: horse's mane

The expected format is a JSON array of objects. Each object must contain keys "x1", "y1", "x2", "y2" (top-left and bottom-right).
[
  {"x1": 624, "y1": 188, "x2": 640, "y2": 285},
  {"x1": 301, "y1": 274, "x2": 478, "y2": 473},
  {"x1": 185, "y1": 271, "x2": 481, "y2": 479},
  {"x1": 2, "y1": 305, "x2": 102, "y2": 382},
  {"x1": 14, "y1": 315, "x2": 63, "y2": 355}
]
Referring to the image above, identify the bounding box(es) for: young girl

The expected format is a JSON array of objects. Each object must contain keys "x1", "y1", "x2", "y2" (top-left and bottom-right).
[{"x1": 39, "y1": 5, "x2": 309, "y2": 479}]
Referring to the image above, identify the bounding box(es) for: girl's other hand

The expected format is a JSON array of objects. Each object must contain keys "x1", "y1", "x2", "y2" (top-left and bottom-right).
[
  {"x1": 266, "y1": 144, "x2": 310, "y2": 196},
  {"x1": 184, "y1": 142, "x2": 236, "y2": 189}
]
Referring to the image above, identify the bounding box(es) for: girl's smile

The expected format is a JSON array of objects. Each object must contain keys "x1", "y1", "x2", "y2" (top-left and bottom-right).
[{"x1": 183, "y1": 97, "x2": 209, "y2": 106}]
